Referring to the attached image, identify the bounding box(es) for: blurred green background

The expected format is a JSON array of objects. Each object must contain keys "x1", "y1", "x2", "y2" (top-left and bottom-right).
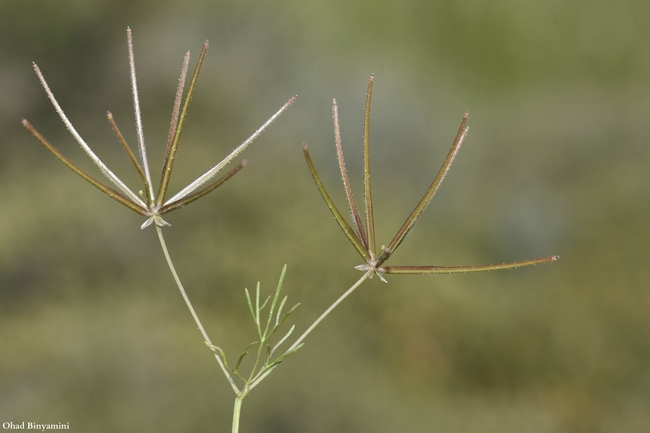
[{"x1": 1, "y1": 0, "x2": 649, "y2": 432}]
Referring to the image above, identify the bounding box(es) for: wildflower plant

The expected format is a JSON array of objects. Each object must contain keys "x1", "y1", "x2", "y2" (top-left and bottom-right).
[{"x1": 22, "y1": 29, "x2": 558, "y2": 433}]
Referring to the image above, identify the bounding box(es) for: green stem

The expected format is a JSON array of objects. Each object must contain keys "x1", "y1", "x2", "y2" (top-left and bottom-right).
[
  {"x1": 289, "y1": 272, "x2": 369, "y2": 351},
  {"x1": 232, "y1": 396, "x2": 244, "y2": 433},
  {"x1": 155, "y1": 226, "x2": 240, "y2": 394}
]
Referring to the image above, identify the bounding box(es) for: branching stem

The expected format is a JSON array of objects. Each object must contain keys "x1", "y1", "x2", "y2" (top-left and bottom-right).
[
  {"x1": 155, "y1": 226, "x2": 239, "y2": 394},
  {"x1": 248, "y1": 272, "x2": 369, "y2": 392}
]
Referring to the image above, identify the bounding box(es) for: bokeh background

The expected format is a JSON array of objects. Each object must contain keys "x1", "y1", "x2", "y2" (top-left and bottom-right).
[{"x1": 1, "y1": 1, "x2": 649, "y2": 432}]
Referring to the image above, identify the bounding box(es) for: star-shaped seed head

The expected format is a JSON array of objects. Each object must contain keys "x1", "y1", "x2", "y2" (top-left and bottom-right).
[
  {"x1": 303, "y1": 75, "x2": 557, "y2": 282},
  {"x1": 23, "y1": 27, "x2": 295, "y2": 229}
]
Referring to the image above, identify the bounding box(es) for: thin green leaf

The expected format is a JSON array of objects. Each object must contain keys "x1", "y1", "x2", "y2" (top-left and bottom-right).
[
  {"x1": 383, "y1": 112, "x2": 469, "y2": 265},
  {"x1": 270, "y1": 324, "x2": 295, "y2": 358},
  {"x1": 302, "y1": 144, "x2": 371, "y2": 262},
  {"x1": 259, "y1": 295, "x2": 271, "y2": 314},
  {"x1": 264, "y1": 265, "x2": 287, "y2": 338},
  {"x1": 255, "y1": 282, "x2": 261, "y2": 332},
  {"x1": 271, "y1": 303, "x2": 300, "y2": 336},
  {"x1": 268, "y1": 343, "x2": 304, "y2": 368},
  {"x1": 275, "y1": 264, "x2": 288, "y2": 294},
  {"x1": 204, "y1": 341, "x2": 230, "y2": 369},
  {"x1": 382, "y1": 255, "x2": 559, "y2": 274},
  {"x1": 235, "y1": 341, "x2": 258, "y2": 373},
  {"x1": 244, "y1": 288, "x2": 256, "y2": 324},
  {"x1": 275, "y1": 296, "x2": 288, "y2": 328}
]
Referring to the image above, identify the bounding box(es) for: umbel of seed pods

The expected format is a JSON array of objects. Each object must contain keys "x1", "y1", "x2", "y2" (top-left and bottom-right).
[
  {"x1": 302, "y1": 75, "x2": 557, "y2": 282},
  {"x1": 23, "y1": 27, "x2": 295, "y2": 229}
]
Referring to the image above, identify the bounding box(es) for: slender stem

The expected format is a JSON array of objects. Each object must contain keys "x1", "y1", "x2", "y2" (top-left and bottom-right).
[
  {"x1": 289, "y1": 272, "x2": 369, "y2": 351},
  {"x1": 232, "y1": 396, "x2": 244, "y2": 433},
  {"x1": 155, "y1": 226, "x2": 240, "y2": 394}
]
